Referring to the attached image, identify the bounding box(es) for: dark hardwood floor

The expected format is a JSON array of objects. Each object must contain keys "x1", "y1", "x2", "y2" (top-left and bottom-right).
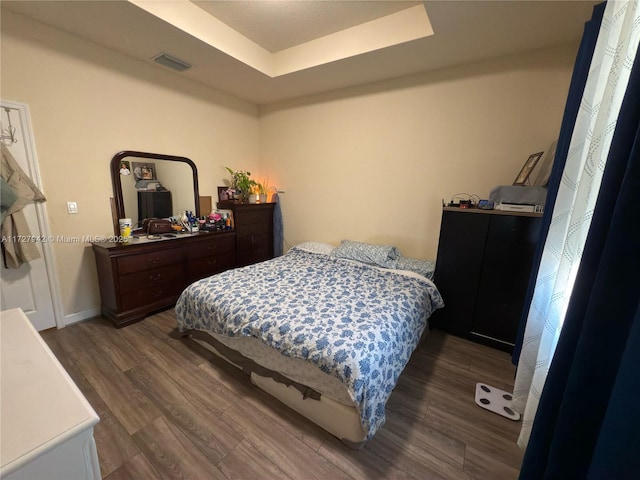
[{"x1": 41, "y1": 310, "x2": 524, "y2": 479}]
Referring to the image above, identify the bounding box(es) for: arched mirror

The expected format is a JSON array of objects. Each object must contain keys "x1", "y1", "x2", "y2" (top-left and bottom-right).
[{"x1": 111, "y1": 151, "x2": 199, "y2": 234}]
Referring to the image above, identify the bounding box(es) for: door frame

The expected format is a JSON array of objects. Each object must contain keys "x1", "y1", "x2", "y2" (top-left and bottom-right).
[{"x1": 2, "y1": 99, "x2": 64, "y2": 329}]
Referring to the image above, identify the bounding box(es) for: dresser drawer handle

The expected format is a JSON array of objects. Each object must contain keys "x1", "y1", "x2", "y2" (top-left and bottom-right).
[
  {"x1": 149, "y1": 273, "x2": 162, "y2": 281},
  {"x1": 148, "y1": 257, "x2": 161, "y2": 265},
  {"x1": 207, "y1": 259, "x2": 217, "y2": 266},
  {"x1": 151, "y1": 289, "x2": 164, "y2": 298}
]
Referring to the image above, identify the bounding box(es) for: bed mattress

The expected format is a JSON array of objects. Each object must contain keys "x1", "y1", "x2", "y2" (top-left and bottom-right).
[{"x1": 176, "y1": 243, "x2": 443, "y2": 441}]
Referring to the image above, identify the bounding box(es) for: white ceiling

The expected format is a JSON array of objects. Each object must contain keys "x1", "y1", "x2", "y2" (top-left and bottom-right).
[
  {"x1": 192, "y1": 1, "x2": 422, "y2": 53},
  {"x1": 2, "y1": 1, "x2": 599, "y2": 105}
]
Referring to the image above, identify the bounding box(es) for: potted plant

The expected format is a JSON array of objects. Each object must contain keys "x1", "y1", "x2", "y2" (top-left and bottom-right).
[
  {"x1": 225, "y1": 167, "x2": 256, "y2": 202},
  {"x1": 248, "y1": 184, "x2": 260, "y2": 204},
  {"x1": 257, "y1": 178, "x2": 275, "y2": 203}
]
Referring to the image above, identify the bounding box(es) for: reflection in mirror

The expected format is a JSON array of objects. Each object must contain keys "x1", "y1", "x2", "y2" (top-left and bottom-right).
[{"x1": 111, "y1": 151, "x2": 199, "y2": 235}]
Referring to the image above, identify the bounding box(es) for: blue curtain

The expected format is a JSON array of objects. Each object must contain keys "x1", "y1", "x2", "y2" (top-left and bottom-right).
[
  {"x1": 512, "y1": 2, "x2": 606, "y2": 364},
  {"x1": 518, "y1": 38, "x2": 640, "y2": 480},
  {"x1": 272, "y1": 192, "x2": 284, "y2": 256}
]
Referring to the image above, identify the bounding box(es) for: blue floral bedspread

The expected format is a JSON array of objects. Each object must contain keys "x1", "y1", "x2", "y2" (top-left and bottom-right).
[{"x1": 175, "y1": 247, "x2": 444, "y2": 439}]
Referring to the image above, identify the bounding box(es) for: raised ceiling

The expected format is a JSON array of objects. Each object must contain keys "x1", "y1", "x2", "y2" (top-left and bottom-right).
[
  {"x1": 2, "y1": 1, "x2": 599, "y2": 105},
  {"x1": 192, "y1": 1, "x2": 422, "y2": 53}
]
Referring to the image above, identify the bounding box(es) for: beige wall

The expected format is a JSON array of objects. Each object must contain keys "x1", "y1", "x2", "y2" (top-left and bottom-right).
[
  {"x1": 2, "y1": 9, "x2": 578, "y2": 322},
  {"x1": 260, "y1": 44, "x2": 577, "y2": 259},
  {"x1": 1, "y1": 11, "x2": 260, "y2": 319}
]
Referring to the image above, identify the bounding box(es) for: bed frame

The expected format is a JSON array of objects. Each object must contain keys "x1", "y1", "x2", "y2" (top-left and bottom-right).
[
  {"x1": 177, "y1": 323, "x2": 433, "y2": 448},
  {"x1": 179, "y1": 329, "x2": 368, "y2": 447}
]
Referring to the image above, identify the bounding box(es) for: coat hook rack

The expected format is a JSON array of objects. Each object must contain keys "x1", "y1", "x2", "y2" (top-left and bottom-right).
[{"x1": 1, "y1": 107, "x2": 18, "y2": 144}]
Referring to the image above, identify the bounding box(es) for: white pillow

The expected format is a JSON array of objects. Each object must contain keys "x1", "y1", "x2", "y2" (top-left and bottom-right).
[{"x1": 293, "y1": 242, "x2": 336, "y2": 255}]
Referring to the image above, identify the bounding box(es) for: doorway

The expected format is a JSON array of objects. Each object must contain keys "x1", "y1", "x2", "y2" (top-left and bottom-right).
[{"x1": 1, "y1": 100, "x2": 63, "y2": 330}]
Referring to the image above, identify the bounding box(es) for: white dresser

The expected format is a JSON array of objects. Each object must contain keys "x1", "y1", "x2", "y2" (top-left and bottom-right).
[{"x1": 0, "y1": 308, "x2": 101, "y2": 479}]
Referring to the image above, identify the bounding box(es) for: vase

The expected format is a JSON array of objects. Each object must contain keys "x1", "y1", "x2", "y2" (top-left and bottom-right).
[
  {"x1": 258, "y1": 193, "x2": 267, "y2": 203},
  {"x1": 248, "y1": 193, "x2": 258, "y2": 204}
]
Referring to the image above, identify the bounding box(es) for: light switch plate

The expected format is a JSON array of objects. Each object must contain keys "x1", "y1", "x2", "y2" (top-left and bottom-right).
[{"x1": 67, "y1": 201, "x2": 78, "y2": 214}]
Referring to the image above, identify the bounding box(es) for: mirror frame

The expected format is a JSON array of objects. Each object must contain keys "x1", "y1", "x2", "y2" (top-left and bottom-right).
[{"x1": 110, "y1": 150, "x2": 199, "y2": 235}]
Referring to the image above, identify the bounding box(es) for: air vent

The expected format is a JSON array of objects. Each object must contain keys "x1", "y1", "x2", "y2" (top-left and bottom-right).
[{"x1": 153, "y1": 53, "x2": 192, "y2": 72}]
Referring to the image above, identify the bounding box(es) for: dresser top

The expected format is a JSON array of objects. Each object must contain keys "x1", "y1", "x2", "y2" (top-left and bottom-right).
[
  {"x1": 443, "y1": 206, "x2": 542, "y2": 218},
  {"x1": 92, "y1": 229, "x2": 234, "y2": 250},
  {"x1": 0, "y1": 308, "x2": 99, "y2": 475}
]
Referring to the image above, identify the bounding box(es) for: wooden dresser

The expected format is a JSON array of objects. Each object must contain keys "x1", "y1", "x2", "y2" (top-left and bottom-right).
[
  {"x1": 92, "y1": 231, "x2": 235, "y2": 327},
  {"x1": 431, "y1": 207, "x2": 542, "y2": 351},
  {"x1": 220, "y1": 202, "x2": 275, "y2": 267}
]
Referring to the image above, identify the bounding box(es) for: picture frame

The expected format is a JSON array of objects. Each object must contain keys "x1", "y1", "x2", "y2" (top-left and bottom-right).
[
  {"x1": 132, "y1": 162, "x2": 157, "y2": 181},
  {"x1": 217, "y1": 186, "x2": 233, "y2": 203},
  {"x1": 118, "y1": 160, "x2": 131, "y2": 176},
  {"x1": 513, "y1": 151, "x2": 544, "y2": 186}
]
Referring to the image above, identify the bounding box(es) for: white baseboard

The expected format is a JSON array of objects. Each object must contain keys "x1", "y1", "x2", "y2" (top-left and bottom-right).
[{"x1": 64, "y1": 307, "x2": 101, "y2": 327}]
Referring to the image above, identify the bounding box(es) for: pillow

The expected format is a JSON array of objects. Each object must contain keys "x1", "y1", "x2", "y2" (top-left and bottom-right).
[
  {"x1": 396, "y1": 257, "x2": 435, "y2": 281},
  {"x1": 331, "y1": 240, "x2": 400, "y2": 269},
  {"x1": 292, "y1": 241, "x2": 336, "y2": 255}
]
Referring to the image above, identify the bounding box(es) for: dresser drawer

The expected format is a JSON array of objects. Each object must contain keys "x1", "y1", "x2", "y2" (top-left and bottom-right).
[
  {"x1": 119, "y1": 264, "x2": 184, "y2": 293},
  {"x1": 117, "y1": 249, "x2": 185, "y2": 275},
  {"x1": 239, "y1": 222, "x2": 273, "y2": 236},
  {"x1": 188, "y1": 235, "x2": 235, "y2": 260},
  {"x1": 236, "y1": 209, "x2": 271, "y2": 226},
  {"x1": 188, "y1": 255, "x2": 236, "y2": 281},
  {"x1": 120, "y1": 281, "x2": 183, "y2": 312}
]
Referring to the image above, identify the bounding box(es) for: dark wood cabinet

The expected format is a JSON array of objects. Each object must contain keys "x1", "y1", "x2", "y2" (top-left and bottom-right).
[
  {"x1": 431, "y1": 208, "x2": 542, "y2": 351},
  {"x1": 219, "y1": 203, "x2": 275, "y2": 267},
  {"x1": 92, "y1": 232, "x2": 235, "y2": 327},
  {"x1": 137, "y1": 191, "x2": 173, "y2": 220}
]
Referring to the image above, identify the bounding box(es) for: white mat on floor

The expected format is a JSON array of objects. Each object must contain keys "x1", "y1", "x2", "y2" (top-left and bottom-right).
[{"x1": 475, "y1": 383, "x2": 520, "y2": 421}]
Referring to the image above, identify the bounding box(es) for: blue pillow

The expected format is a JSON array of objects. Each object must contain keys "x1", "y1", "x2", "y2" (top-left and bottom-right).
[{"x1": 331, "y1": 240, "x2": 400, "y2": 269}]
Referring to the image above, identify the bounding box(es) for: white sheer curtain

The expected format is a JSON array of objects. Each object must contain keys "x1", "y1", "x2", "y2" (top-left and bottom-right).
[{"x1": 512, "y1": 0, "x2": 640, "y2": 449}]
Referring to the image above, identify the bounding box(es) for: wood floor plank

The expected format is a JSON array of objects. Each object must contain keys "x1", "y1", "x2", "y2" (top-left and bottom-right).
[
  {"x1": 424, "y1": 404, "x2": 524, "y2": 471},
  {"x1": 424, "y1": 383, "x2": 522, "y2": 441},
  {"x1": 386, "y1": 369, "x2": 431, "y2": 420},
  {"x1": 50, "y1": 324, "x2": 161, "y2": 435},
  {"x1": 103, "y1": 453, "x2": 161, "y2": 480},
  {"x1": 217, "y1": 438, "x2": 293, "y2": 480},
  {"x1": 126, "y1": 361, "x2": 243, "y2": 465},
  {"x1": 125, "y1": 316, "x2": 211, "y2": 369},
  {"x1": 133, "y1": 417, "x2": 227, "y2": 480},
  {"x1": 42, "y1": 330, "x2": 140, "y2": 476},
  {"x1": 317, "y1": 434, "x2": 416, "y2": 480},
  {"x1": 120, "y1": 323, "x2": 241, "y2": 414},
  {"x1": 92, "y1": 410, "x2": 142, "y2": 478},
  {"x1": 77, "y1": 317, "x2": 147, "y2": 372},
  {"x1": 223, "y1": 399, "x2": 353, "y2": 480},
  {"x1": 366, "y1": 421, "x2": 474, "y2": 480},
  {"x1": 146, "y1": 309, "x2": 182, "y2": 336},
  {"x1": 383, "y1": 411, "x2": 467, "y2": 470},
  {"x1": 42, "y1": 330, "x2": 139, "y2": 476},
  {"x1": 463, "y1": 445, "x2": 520, "y2": 480}
]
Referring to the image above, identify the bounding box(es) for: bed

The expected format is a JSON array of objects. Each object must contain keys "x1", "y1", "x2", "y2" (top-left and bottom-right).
[{"x1": 175, "y1": 240, "x2": 444, "y2": 446}]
